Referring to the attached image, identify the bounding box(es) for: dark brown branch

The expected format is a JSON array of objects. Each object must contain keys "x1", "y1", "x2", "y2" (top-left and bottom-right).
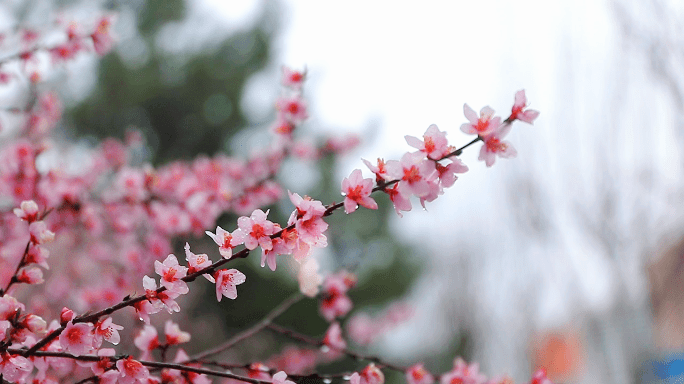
[{"x1": 6, "y1": 348, "x2": 273, "y2": 384}]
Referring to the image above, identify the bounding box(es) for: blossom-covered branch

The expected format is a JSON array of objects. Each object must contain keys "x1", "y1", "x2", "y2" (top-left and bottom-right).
[{"x1": 0, "y1": 9, "x2": 554, "y2": 382}]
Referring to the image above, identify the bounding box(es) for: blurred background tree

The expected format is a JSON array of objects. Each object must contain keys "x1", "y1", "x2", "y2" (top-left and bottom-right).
[{"x1": 67, "y1": 0, "x2": 273, "y2": 163}]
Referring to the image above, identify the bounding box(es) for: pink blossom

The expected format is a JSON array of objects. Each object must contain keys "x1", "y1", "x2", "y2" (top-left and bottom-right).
[
  {"x1": 478, "y1": 124, "x2": 517, "y2": 167},
  {"x1": 235, "y1": 209, "x2": 276, "y2": 251},
  {"x1": 133, "y1": 299, "x2": 160, "y2": 324},
  {"x1": 90, "y1": 348, "x2": 115, "y2": 376},
  {"x1": 341, "y1": 169, "x2": 378, "y2": 214},
  {"x1": 50, "y1": 42, "x2": 82, "y2": 62},
  {"x1": 406, "y1": 364, "x2": 434, "y2": 384},
  {"x1": 154, "y1": 254, "x2": 189, "y2": 294},
  {"x1": 60, "y1": 307, "x2": 75, "y2": 323},
  {"x1": 460, "y1": 104, "x2": 501, "y2": 137},
  {"x1": 333, "y1": 270, "x2": 357, "y2": 291},
  {"x1": 298, "y1": 257, "x2": 323, "y2": 297},
  {"x1": 385, "y1": 152, "x2": 437, "y2": 199},
  {"x1": 13, "y1": 200, "x2": 39, "y2": 222},
  {"x1": 529, "y1": 369, "x2": 553, "y2": 384},
  {"x1": 405, "y1": 124, "x2": 450, "y2": 160},
  {"x1": 21, "y1": 29, "x2": 38, "y2": 45},
  {"x1": 214, "y1": 269, "x2": 246, "y2": 301},
  {"x1": 91, "y1": 16, "x2": 115, "y2": 56},
  {"x1": 510, "y1": 90, "x2": 540, "y2": 124},
  {"x1": 384, "y1": 302, "x2": 415, "y2": 325},
  {"x1": 273, "y1": 117, "x2": 296, "y2": 136},
  {"x1": 143, "y1": 275, "x2": 181, "y2": 313},
  {"x1": 0, "y1": 72, "x2": 12, "y2": 85},
  {"x1": 66, "y1": 21, "x2": 82, "y2": 42},
  {"x1": 247, "y1": 362, "x2": 272, "y2": 380},
  {"x1": 276, "y1": 96, "x2": 308, "y2": 124},
  {"x1": 417, "y1": 171, "x2": 443, "y2": 209},
  {"x1": 98, "y1": 369, "x2": 121, "y2": 384},
  {"x1": 25, "y1": 244, "x2": 50, "y2": 269},
  {"x1": 134, "y1": 324, "x2": 160, "y2": 352},
  {"x1": 0, "y1": 352, "x2": 32, "y2": 383},
  {"x1": 164, "y1": 320, "x2": 190, "y2": 345},
  {"x1": 359, "y1": 364, "x2": 385, "y2": 384},
  {"x1": 115, "y1": 356, "x2": 150, "y2": 384},
  {"x1": 59, "y1": 321, "x2": 94, "y2": 356},
  {"x1": 362, "y1": 158, "x2": 389, "y2": 184},
  {"x1": 0, "y1": 295, "x2": 25, "y2": 321},
  {"x1": 16, "y1": 266, "x2": 44, "y2": 284},
  {"x1": 184, "y1": 242, "x2": 214, "y2": 282},
  {"x1": 292, "y1": 139, "x2": 319, "y2": 159},
  {"x1": 168, "y1": 349, "x2": 211, "y2": 384},
  {"x1": 260, "y1": 246, "x2": 280, "y2": 272},
  {"x1": 115, "y1": 167, "x2": 148, "y2": 202},
  {"x1": 94, "y1": 317, "x2": 123, "y2": 347},
  {"x1": 288, "y1": 192, "x2": 328, "y2": 258},
  {"x1": 205, "y1": 226, "x2": 239, "y2": 259},
  {"x1": 288, "y1": 191, "x2": 328, "y2": 238},
  {"x1": 320, "y1": 288, "x2": 353, "y2": 322},
  {"x1": 282, "y1": 66, "x2": 306, "y2": 89},
  {"x1": 435, "y1": 158, "x2": 468, "y2": 188},
  {"x1": 99, "y1": 138, "x2": 127, "y2": 168},
  {"x1": 440, "y1": 358, "x2": 488, "y2": 384},
  {"x1": 150, "y1": 202, "x2": 191, "y2": 235},
  {"x1": 267, "y1": 346, "x2": 318, "y2": 375},
  {"x1": 272, "y1": 371, "x2": 296, "y2": 384},
  {"x1": 385, "y1": 183, "x2": 412, "y2": 217},
  {"x1": 323, "y1": 322, "x2": 346, "y2": 350},
  {"x1": 0, "y1": 320, "x2": 10, "y2": 340},
  {"x1": 260, "y1": 229, "x2": 298, "y2": 271},
  {"x1": 347, "y1": 314, "x2": 377, "y2": 345},
  {"x1": 29, "y1": 221, "x2": 55, "y2": 244}
]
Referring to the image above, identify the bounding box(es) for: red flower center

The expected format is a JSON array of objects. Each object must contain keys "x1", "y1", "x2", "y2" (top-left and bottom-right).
[
  {"x1": 403, "y1": 166, "x2": 421, "y2": 183},
  {"x1": 66, "y1": 327, "x2": 83, "y2": 343},
  {"x1": 163, "y1": 267, "x2": 177, "y2": 281},
  {"x1": 251, "y1": 224, "x2": 265, "y2": 239},
  {"x1": 347, "y1": 185, "x2": 364, "y2": 201},
  {"x1": 424, "y1": 137, "x2": 435, "y2": 153},
  {"x1": 486, "y1": 138, "x2": 506, "y2": 153},
  {"x1": 222, "y1": 234, "x2": 233, "y2": 249},
  {"x1": 290, "y1": 72, "x2": 303, "y2": 82},
  {"x1": 287, "y1": 102, "x2": 300, "y2": 114},
  {"x1": 475, "y1": 119, "x2": 490, "y2": 133}
]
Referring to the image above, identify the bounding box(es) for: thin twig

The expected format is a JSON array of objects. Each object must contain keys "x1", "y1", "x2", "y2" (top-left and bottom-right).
[
  {"x1": 266, "y1": 323, "x2": 409, "y2": 373},
  {"x1": 187, "y1": 292, "x2": 305, "y2": 362}
]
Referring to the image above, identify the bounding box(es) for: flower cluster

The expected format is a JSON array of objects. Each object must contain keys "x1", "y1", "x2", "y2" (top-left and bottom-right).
[
  {"x1": 0, "y1": 10, "x2": 552, "y2": 383},
  {"x1": 5, "y1": 200, "x2": 55, "y2": 288},
  {"x1": 319, "y1": 271, "x2": 356, "y2": 321},
  {"x1": 462, "y1": 90, "x2": 539, "y2": 167}
]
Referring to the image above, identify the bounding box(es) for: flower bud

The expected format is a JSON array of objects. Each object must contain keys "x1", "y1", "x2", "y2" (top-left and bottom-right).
[
  {"x1": 22, "y1": 314, "x2": 47, "y2": 334},
  {"x1": 13, "y1": 200, "x2": 39, "y2": 222},
  {"x1": 29, "y1": 221, "x2": 55, "y2": 244},
  {"x1": 60, "y1": 307, "x2": 75, "y2": 323}
]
